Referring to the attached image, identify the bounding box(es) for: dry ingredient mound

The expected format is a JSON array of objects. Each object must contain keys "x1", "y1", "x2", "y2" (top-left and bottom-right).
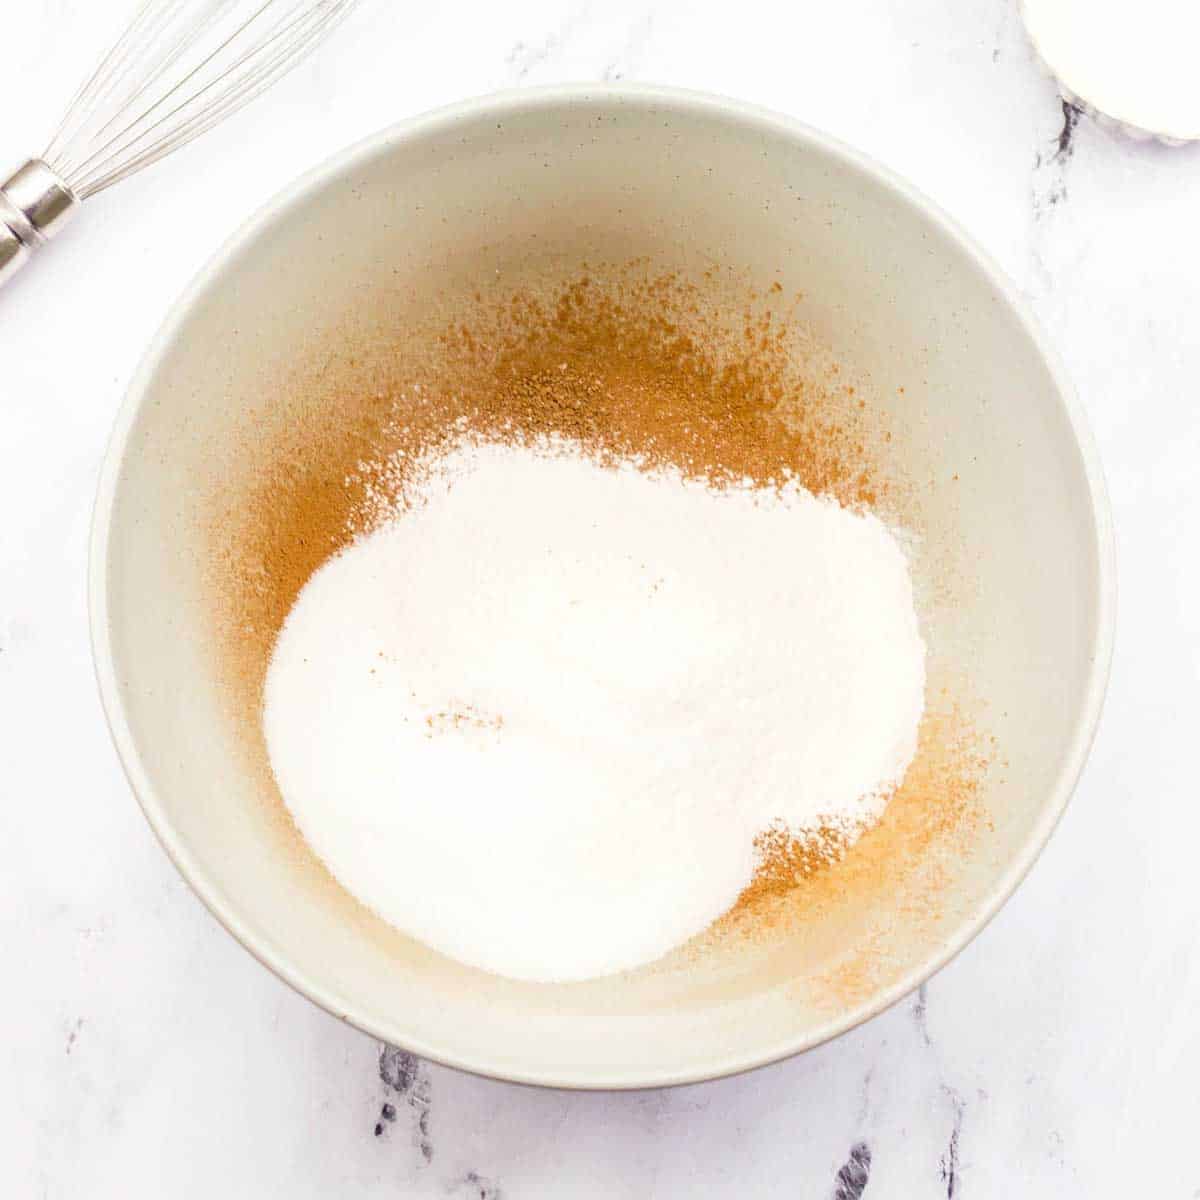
[{"x1": 262, "y1": 435, "x2": 926, "y2": 983}]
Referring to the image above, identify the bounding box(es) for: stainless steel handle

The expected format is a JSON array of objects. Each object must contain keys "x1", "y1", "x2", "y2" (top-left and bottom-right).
[{"x1": 0, "y1": 159, "x2": 78, "y2": 288}]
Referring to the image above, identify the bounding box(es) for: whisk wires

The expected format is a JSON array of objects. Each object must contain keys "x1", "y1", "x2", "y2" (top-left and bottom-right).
[{"x1": 43, "y1": 0, "x2": 359, "y2": 200}]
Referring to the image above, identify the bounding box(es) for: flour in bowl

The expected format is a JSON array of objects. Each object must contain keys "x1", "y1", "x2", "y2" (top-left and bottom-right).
[{"x1": 262, "y1": 436, "x2": 926, "y2": 982}]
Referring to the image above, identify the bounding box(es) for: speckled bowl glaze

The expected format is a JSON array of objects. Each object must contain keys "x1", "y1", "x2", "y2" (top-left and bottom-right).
[{"x1": 90, "y1": 85, "x2": 1115, "y2": 1089}]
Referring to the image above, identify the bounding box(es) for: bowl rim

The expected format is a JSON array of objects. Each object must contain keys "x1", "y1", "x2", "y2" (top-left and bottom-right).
[{"x1": 89, "y1": 81, "x2": 1117, "y2": 1091}]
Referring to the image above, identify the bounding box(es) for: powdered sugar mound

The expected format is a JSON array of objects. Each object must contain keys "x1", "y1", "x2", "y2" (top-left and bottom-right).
[{"x1": 263, "y1": 438, "x2": 926, "y2": 982}]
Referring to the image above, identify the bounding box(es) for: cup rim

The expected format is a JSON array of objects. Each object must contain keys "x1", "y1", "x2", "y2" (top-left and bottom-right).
[{"x1": 89, "y1": 81, "x2": 1117, "y2": 1091}]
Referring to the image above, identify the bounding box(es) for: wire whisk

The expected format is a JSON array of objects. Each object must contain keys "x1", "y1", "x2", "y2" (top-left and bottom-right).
[{"x1": 1, "y1": 0, "x2": 362, "y2": 288}]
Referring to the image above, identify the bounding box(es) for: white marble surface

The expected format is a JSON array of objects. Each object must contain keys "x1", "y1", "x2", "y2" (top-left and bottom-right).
[{"x1": 2, "y1": 2, "x2": 1197, "y2": 1196}]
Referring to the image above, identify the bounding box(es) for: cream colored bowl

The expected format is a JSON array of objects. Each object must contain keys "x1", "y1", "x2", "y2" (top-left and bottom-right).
[{"x1": 90, "y1": 85, "x2": 1114, "y2": 1088}]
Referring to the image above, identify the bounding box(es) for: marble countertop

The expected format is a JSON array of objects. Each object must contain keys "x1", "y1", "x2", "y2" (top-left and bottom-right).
[{"x1": 3, "y1": 1, "x2": 1197, "y2": 1195}]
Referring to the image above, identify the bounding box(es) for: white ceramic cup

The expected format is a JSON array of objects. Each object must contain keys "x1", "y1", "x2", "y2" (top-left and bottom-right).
[{"x1": 91, "y1": 85, "x2": 1115, "y2": 1089}]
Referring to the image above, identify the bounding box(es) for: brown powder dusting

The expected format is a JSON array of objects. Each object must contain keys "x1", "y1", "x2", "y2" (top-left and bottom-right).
[
  {"x1": 210, "y1": 265, "x2": 889, "y2": 738},
  {"x1": 342, "y1": 273, "x2": 884, "y2": 537},
  {"x1": 204, "y1": 260, "x2": 986, "y2": 983},
  {"x1": 425, "y1": 705, "x2": 504, "y2": 737},
  {"x1": 745, "y1": 822, "x2": 854, "y2": 908},
  {"x1": 748, "y1": 705, "x2": 986, "y2": 900},
  {"x1": 718, "y1": 703, "x2": 989, "y2": 942}
]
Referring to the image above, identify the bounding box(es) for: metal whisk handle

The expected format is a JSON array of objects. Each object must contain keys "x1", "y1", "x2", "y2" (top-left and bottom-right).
[{"x1": 0, "y1": 160, "x2": 78, "y2": 288}]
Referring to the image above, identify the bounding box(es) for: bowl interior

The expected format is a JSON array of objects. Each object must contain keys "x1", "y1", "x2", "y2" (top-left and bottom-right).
[{"x1": 94, "y1": 88, "x2": 1110, "y2": 1087}]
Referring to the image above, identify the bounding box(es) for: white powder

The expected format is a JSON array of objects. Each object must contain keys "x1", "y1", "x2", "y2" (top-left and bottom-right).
[{"x1": 263, "y1": 438, "x2": 926, "y2": 983}]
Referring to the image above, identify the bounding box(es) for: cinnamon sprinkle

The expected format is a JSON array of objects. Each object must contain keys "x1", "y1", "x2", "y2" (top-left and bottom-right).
[{"x1": 203, "y1": 261, "x2": 989, "y2": 983}]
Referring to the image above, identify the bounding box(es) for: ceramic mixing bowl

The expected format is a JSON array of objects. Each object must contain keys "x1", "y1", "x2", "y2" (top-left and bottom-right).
[{"x1": 90, "y1": 85, "x2": 1114, "y2": 1088}]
